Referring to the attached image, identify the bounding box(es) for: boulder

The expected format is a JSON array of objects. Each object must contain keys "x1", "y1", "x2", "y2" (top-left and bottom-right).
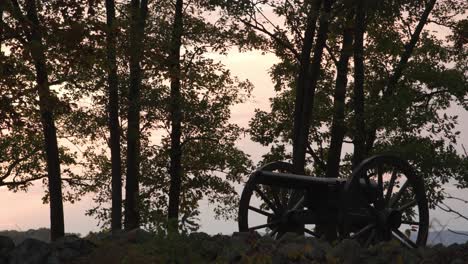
[
  {"x1": 9, "y1": 238, "x2": 51, "y2": 264},
  {"x1": 49, "y1": 235, "x2": 96, "y2": 262},
  {"x1": 0, "y1": 236, "x2": 14, "y2": 264},
  {"x1": 327, "y1": 239, "x2": 362, "y2": 264},
  {"x1": 0, "y1": 236, "x2": 14, "y2": 252},
  {"x1": 188, "y1": 232, "x2": 211, "y2": 241},
  {"x1": 122, "y1": 228, "x2": 153, "y2": 243}
]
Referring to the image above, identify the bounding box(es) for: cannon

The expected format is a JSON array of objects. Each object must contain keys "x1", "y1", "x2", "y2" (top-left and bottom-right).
[{"x1": 238, "y1": 154, "x2": 429, "y2": 248}]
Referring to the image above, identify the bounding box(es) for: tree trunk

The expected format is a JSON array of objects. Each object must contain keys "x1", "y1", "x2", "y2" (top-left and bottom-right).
[
  {"x1": 325, "y1": 14, "x2": 353, "y2": 178},
  {"x1": 384, "y1": 0, "x2": 437, "y2": 97},
  {"x1": 167, "y1": 0, "x2": 184, "y2": 231},
  {"x1": 292, "y1": 0, "x2": 322, "y2": 174},
  {"x1": 352, "y1": 0, "x2": 366, "y2": 167},
  {"x1": 25, "y1": 0, "x2": 64, "y2": 241},
  {"x1": 105, "y1": 0, "x2": 122, "y2": 231},
  {"x1": 365, "y1": 0, "x2": 437, "y2": 154},
  {"x1": 293, "y1": 0, "x2": 332, "y2": 174},
  {"x1": 1, "y1": 3, "x2": 3, "y2": 50},
  {"x1": 291, "y1": 0, "x2": 332, "y2": 241},
  {"x1": 124, "y1": 0, "x2": 148, "y2": 230}
]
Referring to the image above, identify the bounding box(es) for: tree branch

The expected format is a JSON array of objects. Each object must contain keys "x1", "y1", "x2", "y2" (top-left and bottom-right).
[
  {"x1": 0, "y1": 174, "x2": 46, "y2": 187},
  {"x1": 384, "y1": 0, "x2": 437, "y2": 96},
  {"x1": 0, "y1": 147, "x2": 41, "y2": 181},
  {"x1": 180, "y1": 136, "x2": 219, "y2": 148},
  {"x1": 436, "y1": 201, "x2": 468, "y2": 222},
  {"x1": 325, "y1": 44, "x2": 339, "y2": 67},
  {"x1": 448, "y1": 229, "x2": 468, "y2": 237},
  {"x1": 307, "y1": 144, "x2": 327, "y2": 172},
  {"x1": 239, "y1": 17, "x2": 300, "y2": 61}
]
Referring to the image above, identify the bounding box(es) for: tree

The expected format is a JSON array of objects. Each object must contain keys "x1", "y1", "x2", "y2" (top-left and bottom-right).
[
  {"x1": 167, "y1": 0, "x2": 184, "y2": 230},
  {"x1": 293, "y1": 0, "x2": 333, "y2": 174},
  {"x1": 351, "y1": 0, "x2": 366, "y2": 167},
  {"x1": 80, "y1": 1, "x2": 254, "y2": 231},
  {"x1": 2, "y1": 0, "x2": 103, "y2": 240},
  {"x1": 125, "y1": 0, "x2": 148, "y2": 230},
  {"x1": 247, "y1": 0, "x2": 467, "y2": 217},
  {"x1": 6, "y1": 0, "x2": 64, "y2": 241},
  {"x1": 105, "y1": 0, "x2": 123, "y2": 231},
  {"x1": 325, "y1": 8, "x2": 353, "y2": 178},
  {"x1": 292, "y1": 0, "x2": 322, "y2": 175}
]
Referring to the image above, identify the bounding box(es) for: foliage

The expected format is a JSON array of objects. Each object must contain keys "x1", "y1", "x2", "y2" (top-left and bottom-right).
[
  {"x1": 58, "y1": 0, "x2": 254, "y2": 230},
  {"x1": 243, "y1": 0, "x2": 468, "y2": 206}
]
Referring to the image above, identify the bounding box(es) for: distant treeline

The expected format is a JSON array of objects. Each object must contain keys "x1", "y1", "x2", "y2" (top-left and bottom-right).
[{"x1": 0, "y1": 228, "x2": 80, "y2": 245}]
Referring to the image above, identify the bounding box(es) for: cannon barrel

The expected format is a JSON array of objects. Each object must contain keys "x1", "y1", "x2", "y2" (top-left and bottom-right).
[{"x1": 251, "y1": 170, "x2": 347, "y2": 189}]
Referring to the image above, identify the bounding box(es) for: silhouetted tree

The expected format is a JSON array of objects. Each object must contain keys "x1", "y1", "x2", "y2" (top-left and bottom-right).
[
  {"x1": 167, "y1": 0, "x2": 184, "y2": 229},
  {"x1": 8, "y1": 0, "x2": 64, "y2": 241},
  {"x1": 105, "y1": 0, "x2": 123, "y2": 231},
  {"x1": 125, "y1": 0, "x2": 148, "y2": 230}
]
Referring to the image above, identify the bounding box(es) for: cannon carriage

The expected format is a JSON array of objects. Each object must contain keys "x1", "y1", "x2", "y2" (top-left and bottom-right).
[{"x1": 238, "y1": 154, "x2": 429, "y2": 248}]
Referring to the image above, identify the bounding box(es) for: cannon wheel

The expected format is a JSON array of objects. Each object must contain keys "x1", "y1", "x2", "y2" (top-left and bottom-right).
[
  {"x1": 238, "y1": 161, "x2": 317, "y2": 238},
  {"x1": 343, "y1": 155, "x2": 429, "y2": 248}
]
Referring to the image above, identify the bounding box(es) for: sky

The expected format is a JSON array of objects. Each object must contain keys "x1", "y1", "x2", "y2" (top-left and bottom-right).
[{"x1": 1, "y1": 49, "x2": 467, "y2": 236}]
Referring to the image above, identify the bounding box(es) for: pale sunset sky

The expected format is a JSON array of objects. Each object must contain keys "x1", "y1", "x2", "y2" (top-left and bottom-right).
[{"x1": 1, "y1": 49, "x2": 467, "y2": 236}]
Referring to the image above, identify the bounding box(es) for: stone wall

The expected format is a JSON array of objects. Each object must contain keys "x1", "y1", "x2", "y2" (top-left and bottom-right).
[{"x1": 0, "y1": 230, "x2": 467, "y2": 263}]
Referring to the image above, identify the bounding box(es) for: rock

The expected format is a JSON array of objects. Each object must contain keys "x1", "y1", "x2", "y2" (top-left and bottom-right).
[
  {"x1": 278, "y1": 232, "x2": 304, "y2": 244},
  {"x1": 0, "y1": 236, "x2": 14, "y2": 252},
  {"x1": 256, "y1": 235, "x2": 276, "y2": 252},
  {"x1": 49, "y1": 235, "x2": 96, "y2": 262},
  {"x1": 211, "y1": 234, "x2": 231, "y2": 244},
  {"x1": 0, "y1": 236, "x2": 14, "y2": 264},
  {"x1": 364, "y1": 240, "x2": 420, "y2": 264},
  {"x1": 217, "y1": 232, "x2": 253, "y2": 262},
  {"x1": 328, "y1": 239, "x2": 362, "y2": 264},
  {"x1": 187, "y1": 232, "x2": 222, "y2": 261},
  {"x1": 121, "y1": 228, "x2": 152, "y2": 244},
  {"x1": 9, "y1": 238, "x2": 51, "y2": 264},
  {"x1": 188, "y1": 232, "x2": 211, "y2": 242},
  {"x1": 451, "y1": 258, "x2": 465, "y2": 264},
  {"x1": 0, "y1": 235, "x2": 14, "y2": 257},
  {"x1": 303, "y1": 240, "x2": 327, "y2": 261},
  {"x1": 232, "y1": 231, "x2": 260, "y2": 243},
  {"x1": 277, "y1": 242, "x2": 307, "y2": 262},
  {"x1": 198, "y1": 239, "x2": 222, "y2": 261}
]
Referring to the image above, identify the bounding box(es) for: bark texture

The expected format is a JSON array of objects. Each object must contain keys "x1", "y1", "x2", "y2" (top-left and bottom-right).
[
  {"x1": 24, "y1": 0, "x2": 65, "y2": 241},
  {"x1": 105, "y1": 0, "x2": 122, "y2": 231},
  {"x1": 292, "y1": 0, "x2": 322, "y2": 174},
  {"x1": 325, "y1": 15, "x2": 353, "y2": 178},
  {"x1": 125, "y1": 0, "x2": 148, "y2": 230},
  {"x1": 167, "y1": 0, "x2": 184, "y2": 229},
  {"x1": 352, "y1": 0, "x2": 366, "y2": 167}
]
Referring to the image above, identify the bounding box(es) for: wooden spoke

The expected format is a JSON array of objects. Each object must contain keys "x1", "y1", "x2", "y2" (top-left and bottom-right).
[
  {"x1": 350, "y1": 224, "x2": 375, "y2": 239},
  {"x1": 401, "y1": 220, "x2": 420, "y2": 226},
  {"x1": 290, "y1": 196, "x2": 305, "y2": 211},
  {"x1": 280, "y1": 188, "x2": 289, "y2": 209},
  {"x1": 304, "y1": 228, "x2": 318, "y2": 237},
  {"x1": 268, "y1": 227, "x2": 279, "y2": 237},
  {"x1": 398, "y1": 200, "x2": 417, "y2": 212},
  {"x1": 385, "y1": 170, "x2": 398, "y2": 204},
  {"x1": 249, "y1": 221, "x2": 280, "y2": 231},
  {"x1": 364, "y1": 229, "x2": 376, "y2": 247},
  {"x1": 392, "y1": 228, "x2": 418, "y2": 248},
  {"x1": 248, "y1": 206, "x2": 274, "y2": 218},
  {"x1": 377, "y1": 164, "x2": 384, "y2": 197},
  {"x1": 356, "y1": 194, "x2": 378, "y2": 215},
  {"x1": 287, "y1": 191, "x2": 304, "y2": 210},
  {"x1": 344, "y1": 155, "x2": 429, "y2": 247},
  {"x1": 254, "y1": 186, "x2": 279, "y2": 214},
  {"x1": 389, "y1": 180, "x2": 410, "y2": 207},
  {"x1": 270, "y1": 187, "x2": 283, "y2": 211}
]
